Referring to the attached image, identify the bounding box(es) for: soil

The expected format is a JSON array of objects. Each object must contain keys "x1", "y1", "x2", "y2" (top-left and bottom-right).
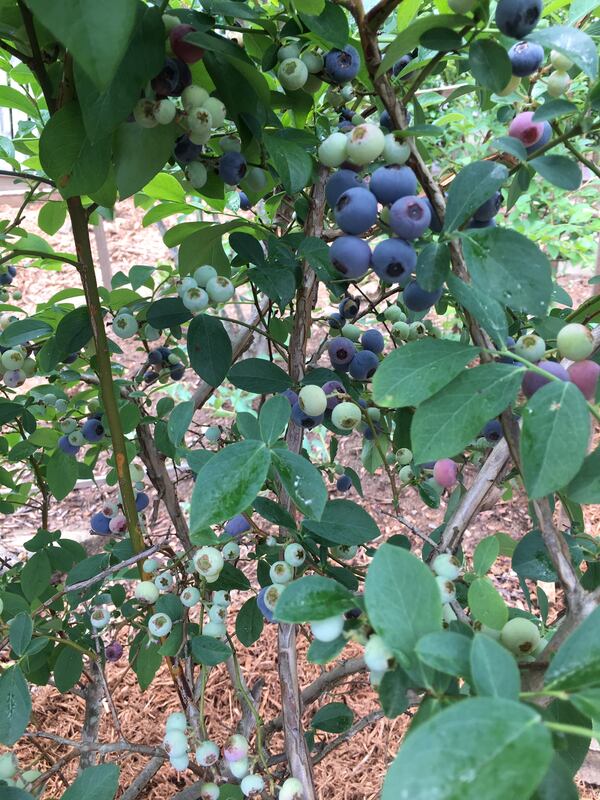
[{"x1": 2, "y1": 197, "x2": 599, "y2": 799}]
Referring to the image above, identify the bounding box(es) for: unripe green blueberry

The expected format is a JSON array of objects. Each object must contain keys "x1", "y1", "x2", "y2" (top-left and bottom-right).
[
  {"x1": 68, "y1": 430, "x2": 85, "y2": 447},
  {"x1": 166, "y1": 712, "x2": 188, "y2": 733},
  {"x1": 203, "y1": 96, "x2": 226, "y2": 128},
  {"x1": 182, "y1": 85, "x2": 209, "y2": 112},
  {"x1": 0, "y1": 752, "x2": 18, "y2": 779},
  {"x1": 220, "y1": 134, "x2": 242, "y2": 153},
  {"x1": 514, "y1": 333, "x2": 546, "y2": 362},
  {"x1": 383, "y1": 305, "x2": 406, "y2": 323},
  {"x1": 278, "y1": 42, "x2": 301, "y2": 62},
  {"x1": 203, "y1": 620, "x2": 226, "y2": 637},
  {"x1": 194, "y1": 546, "x2": 224, "y2": 577},
  {"x1": 346, "y1": 123, "x2": 385, "y2": 165},
  {"x1": 278, "y1": 58, "x2": 309, "y2": 91},
  {"x1": 436, "y1": 576, "x2": 456, "y2": 604},
  {"x1": 547, "y1": 70, "x2": 571, "y2": 97},
  {"x1": 332, "y1": 544, "x2": 357, "y2": 560},
  {"x1": 133, "y1": 98, "x2": 159, "y2": 128},
  {"x1": 392, "y1": 321, "x2": 410, "y2": 340},
  {"x1": 212, "y1": 590, "x2": 231, "y2": 607},
  {"x1": 280, "y1": 777, "x2": 304, "y2": 800},
  {"x1": 135, "y1": 580, "x2": 160, "y2": 604},
  {"x1": 241, "y1": 774, "x2": 266, "y2": 796},
  {"x1": 331, "y1": 401, "x2": 362, "y2": 430},
  {"x1": 188, "y1": 161, "x2": 208, "y2": 190},
  {"x1": 224, "y1": 733, "x2": 249, "y2": 762},
  {"x1": 382, "y1": 133, "x2": 410, "y2": 164},
  {"x1": 199, "y1": 782, "x2": 220, "y2": 800},
  {"x1": 170, "y1": 753, "x2": 189, "y2": 771},
  {"x1": 154, "y1": 571, "x2": 175, "y2": 591},
  {"x1": 144, "y1": 324, "x2": 161, "y2": 341},
  {"x1": 21, "y1": 357, "x2": 36, "y2": 378},
  {"x1": 154, "y1": 98, "x2": 177, "y2": 125},
  {"x1": 1, "y1": 349, "x2": 24, "y2": 370},
  {"x1": 556, "y1": 323, "x2": 594, "y2": 362},
  {"x1": 341, "y1": 323, "x2": 361, "y2": 341},
  {"x1": 318, "y1": 132, "x2": 348, "y2": 168},
  {"x1": 364, "y1": 634, "x2": 393, "y2": 672},
  {"x1": 206, "y1": 275, "x2": 235, "y2": 304},
  {"x1": 301, "y1": 50, "x2": 324, "y2": 73},
  {"x1": 179, "y1": 275, "x2": 198, "y2": 296},
  {"x1": 229, "y1": 757, "x2": 250, "y2": 780},
  {"x1": 90, "y1": 606, "x2": 110, "y2": 629},
  {"x1": 113, "y1": 312, "x2": 138, "y2": 339},
  {"x1": 309, "y1": 614, "x2": 344, "y2": 642},
  {"x1": 223, "y1": 540, "x2": 240, "y2": 560},
  {"x1": 205, "y1": 425, "x2": 220, "y2": 442},
  {"x1": 270, "y1": 560, "x2": 294, "y2": 584},
  {"x1": 180, "y1": 586, "x2": 201, "y2": 607},
  {"x1": 325, "y1": 88, "x2": 344, "y2": 108},
  {"x1": 497, "y1": 74, "x2": 521, "y2": 96},
  {"x1": 298, "y1": 384, "x2": 327, "y2": 416},
  {"x1": 410, "y1": 321, "x2": 427, "y2": 338},
  {"x1": 432, "y1": 553, "x2": 462, "y2": 580},
  {"x1": 398, "y1": 464, "x2": 413, "y2": 483},
  {"x1": 245, "y1": 166, "x2": 267, "y2": 191},
  {"x1": 366, "y1": 407, "x2": 381, "y2": 423},
  {"x1": 194, "y1": 265, "x2": 218, "y2": 287},
  {"x1": 188, "y1": 106, "x2": 213, "y2": 136},
  {"x1": 396, "y1": 448, "x2": 413, "y2": 466},
  {"x1": 182, "y1": 286, "x2": 209, "y2": 313},
  {"x1": 208, "y1": 603, "x2": 227, "y2": 624},
  {"x1": 143, "y1": 558, "x2": 160, "y2": 575},
  {"x1": 163, "y1": 13, "x2": 180, "y2": 32},
  {"x1": 550, "y1": 50, "x2": 573, "y2": 71},
  {"x1": 263, "y1": 583, "x2": 284, "y2": 611},
  {"x1": 284, "y1": 543, "x2": 306, "y2": 567},
  {"x1": 189, "y1": 127, "x2": 211, "y2": 146},
  {"x1": 500, "y1": 617, "x2": 541, "y2": 655},
  {"x1": 164, "y1": 729, "x2": 189, "y2": 757},
  {"x1": 149, "y1": 612, "x2": 173, "y2": 638},
  {"x1": 195, "y1": 739, "x2": 220, "y2": 766},
  {"x1": 59, "y1": 417, "x2": 78, "y2": 434}
]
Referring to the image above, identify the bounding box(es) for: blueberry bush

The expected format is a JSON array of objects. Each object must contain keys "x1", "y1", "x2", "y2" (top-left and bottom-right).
[{"x1": 0, "y1": 0, "x2": 599, "y2": 798}]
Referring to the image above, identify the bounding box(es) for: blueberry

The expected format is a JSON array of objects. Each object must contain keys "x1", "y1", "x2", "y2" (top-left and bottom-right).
[
  {"x1": 340, "y1": 107, "x2": 354, "y2": 122},
  {"x1": 152, "y1": 57, "x2": 192, "y2": 97},
  {"x1": 568, "y1": 360, "x2": 600, "y2": 400},
  {"x1": 81, "y1": 417, "x2": 105, "y2": 443},
  {"x1": 325, "y1": 169, "x2": 366, "y2": 207},
  {"x1": 170, "y1": 23, "x2": 204, "y2": 65},
  {"x1": 329, "y1": 235, "x2": 372, "y2": 280},
  {"x1": 389, "y1": 195, "x2": 431, "y2": 239},
  {"x1": 219, "y1": 152, "x2": 247, "y2": 185},
  {"x1": 379, "y1": 110, "x2": 393, "y2": 131},
  {"x1": 224, "y1": 514, "x2": 251, "y2": 538},
  {"x1": 0, "y1": 270, "x2": 14, "y2": 285},
  {"x1": 522, "y1": 360, "x2": 570, "y2": 397},
  {"x1": 328, "y1": 312, "x2": 344, "y2": 329},
  {"x1": 58, "y1": 435, "x2": 79, "y2": 456},
  {"x1": 174, "y1": 134, "x2": 203, "y2": 165},
  {"x1": 170, "y1": 363, "x2": 185, "y2": 381},
  {"x1": 508, "y1": 41, "x2": 545, "y2": 77},
  {"x1": 473, "y1": 191, "x2": 503, "y2": 222},
  {"x1": 361, "y1": 329, "x2": 385, "y2": 354},
  {"x1": 372, "y1": 238, "x2": 417, "y2": 286},
  {"x1": 144, "y1": 369, "x2": 159, "y2": 384},
  {"x1": 403, "y1": 280, "x2": 443, "y2": 311},
  {"x1": 369, "y1": 165, "x2": 417, "y2": 205},
  {"x1": 238, "y1": 191, "x2": 251, "y2": 211},
  {"x1": 508, "y1": 110, "x2": 544, "y2": 147},
  {"x1": 334, "y1": 187, "x2": 378, "y2": 235},
  {"x1": 62, "y1": 352, "x2": 78, "y2": 364},
  {"x1": 280, "y1": 388, "x2": 299, "y2": 406},
  {"x1": 7, "y1": 265, "x2": 16, "y2": 277},
  {"x1": 135, "y1": 492, "x2": 150, "y2": 512},
  {"x1": 322, "y1": 379, "x2": 345, "y2": 409},
  {"x1": 257, "y1": 587, "x2": 274, "y2": 622},
  {"x1": 336, "y1": 474, "x2": 353, "y2": 492},
  {"x1": 148, "y1": 348, "x2": 163, "y2": 365},
  {"x1": 339, "y1": 297, "x2": 360, "y2": 319},
  {"x1": 105, "y1": 641, "x2": 124, "y2": 662},
  {"x1": 91, "y1": 512, "x2": 111, "y2": 534},
  {"x1": 495, "y1": 0, "x2": 542, "y2": 38},
  {"x1": 526, "y1": 121, "x2": 551, "y2": 154},
  {"x1": 324, "y1": 45, "x2": 360, "y2": 84},
  {"x1": 425, "y1": 198, "x2": 444, "y2": 233},
  {"x1": 467, "y1": 218, "x2": 497, "y2": 229},
  {"x1": 482, "y1": 419, "x2": 503, "y2": 443},
  {"x1": 348, "y1": 350, "x2": 379, "y2": 380},
  {"x1": 291, "y1": 401, "x2": 324, "y2": 429},
  {"x1": 392, "y1": 54, "x2": 413, "y2": 77},
  {"x1": 327, "y1": 336, "x2": 357, "y2": 369}
]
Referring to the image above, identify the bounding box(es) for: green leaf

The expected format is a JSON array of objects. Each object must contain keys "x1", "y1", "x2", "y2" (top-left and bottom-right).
[
  {"x1": 190, "y1": 441, "x2": 271, "y2": 531},
  {"x1": 235, "y1": 597, "x2": 264, "y2": 647},
  {"x1": 532, "y1": 99, "x2": 578, "y2": 123},
  {"x1": 311, "y1": 702, "x2": 353, "y2": 733},
  {"x1": 295, "y1": 0, "x2": 325, "y2": 12},
  {"x1": 372, "y1": 338, "x2": 477, "y2": 409},
  {"x1": 415, "y1": 242, "x2": 450, "y2": 291},
  {"x1": 191, "y1": 635, "x2": 232, "y2": 666},
  {"x1": 303, "y1": 499, "x2": 381, "y2": 545},
  {"x1": 0, "y1": 85, "x2": 38, "y2": 118},
  {"x1": 512, "y1": 530, "x2": 575, "y2": 583},
  {"x1": 147, "y1": 298, "x2": 192, "y2": 329},
  {"x1": 0, "y1": 666, "x2": 31, "y2": 746},
  {"x1": 493, "y1": 135, "x2": 528, "y2": 162},
  {"x1": 545, "y1": 606, "x2": 600, "y2": 691},
  {"x1": 299, "y1": 3, "x2": 350, "y2": 49},
  {"x1": 530, "y1": 155, "x2": 582, "y2": 191},
  {"x1": 253, "y1": 496, "x2": 297, "y2": 530},
  {"x1": 39, "y1": 102, "x2": 111, "y2": 199},
  {"x1": 468, "y1": 578, "x2": 508, "y2": 630},
  {"x1": 143, "y1": 172, "x2": 186, "y2": 203},
  {"x1": 416, "y1": 631, "x2": 472, "y2": 678},
  {"x1": 26, "y1": 0, "x2": 137, "y2": 89},
  {"x1": 54, "y1": 646, "x2": 84, "y2": 693},
  {"x1": 20, "y1": 550, "x2": 52, "y2": 601},
  {"x1": 167, "y1": 400, "x2": 195, "y2": 447},
  {"x1": 470, "y1": 634, "x2": 520, "y2": 700},
  {"x1": 113, "y1": 122, "x2": 177, "y2": 199},
  {"x1": 61, "y1": 764, "x2": 119, "y2": 800},
  {"x1": 264, "y1": 132, "x2": 314, "y2": 194},
  {"x1": 444, "y1": 161, "x2": 508, "y2": 233},
  {"x1": 564, "y1": 446, "x2": 600, "y2": 504},
  {"x1": 378, "y1": 14, "x2": 470, "y2": 76},
  {"x1": 272, "y1": 449, "x2": 327, "y2": 520},
  {"x1": 259, "y1": 395, "x2": 291, "y2": 445},
  {"x1": 382, "y1": 698, "x2": 552, "y2": 800},
  {"x1": 468, "y1": 40, "x2": 512, "y2": 93},
  {"x1": 463, "y1": 228, "x2": 552, "y2": 316},
  {"x1": 568, "y1": 688, "x2": 600, "y2": 719},
  {"x1": 9, "y1": 612, "x2": 33, "y2": 657},
  {"x1": 521, "y1": 381, "x2": 590, "y2": 499},
  {"x1": 526, "y1": 25, "x2": 598, "y2": 80},
  {"x1": 473, "y1": 536, "x2": 500, "y2": 576},
  {"x1": 307, "y1": 635, "x2": 346, "y2": 664},
  {"x1": 228, "y1": 358, "x2": 292, "y2": 393},
  {"x1": 187, "y1": 314, "x2": 232, "y2": 387},
  {"x1": 379, "y1": 666, "x2": 411, "y2": 717},
  {"x1": 38, "y1": 201, "x2": 67, "y2": 236},
  {"x1": 0, "y1": 318, "x2": 53, "y2": 348},
  {"x1": 46, "y1": 447, "x2": 79, "y2": 501},
  {"x1": 129, "y1": 632, "x2": 162, "y2": 691},
  {"x1": 365, "y1": 545, "x2": 441, "y2": 665},
  {"x1": 275, "y1": 575, "x2": 356, "y2": 622},
  {"x1": 411, "y1": 364, "x2": 523, "y2": 463}
]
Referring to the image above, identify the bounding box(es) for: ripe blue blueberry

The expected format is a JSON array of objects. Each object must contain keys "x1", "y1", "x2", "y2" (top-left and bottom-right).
[
  {"x1": 135, "y1": 492, "x2": 150, "y2": 512},
  {"x1": 467, "y1": 218, "x2": 496, "y2": 230},
  {"x1": 170, "y1": 363, "x2": 186, "y2": 381},
  {"x1": 324, "y1": 45, "x2": 360, "y2": 84},
  {"x1": 152, "y1": 57, "x2": 191, "y2": 97},
  {"x1": 58, "y1": 435, "x2": 79, "y2": 456},
  {"x1": 348, "y1": 350, "x2": 379, "y2": 380},
  {"x1": 280, "y1": 388, "x2": 299, "y2": 406},
  {"x1": 508, "y1": 41, "x2": 545, "y2": 77},
  {"x1": 372, "y1": 238, "x2": 417, "y2": 285},
  {"x1": 336, "y1": 474, "x2": 352, "y2": 492},
  {"x1": 91, "y1": 512, "x2": 111, "y2": 534},
  {"x1": 389, "y1": 195, "x2": 431, "y2": 240},
  {"x1": 325, "y1": 169, "x2": 366, "y2": 207},
  {"x1": 495, "y1": 0, "x2": 542, "y2": 38},
  {"x1": 257, "y1": 586, "x2": 275, "y2": 622},
  {"x1": 239, "y1": 191, "x2": 251, "y2": 211},
  {"x1": 328, "y1": 312, "x2": 344, "y2": 329},
  {"x1": 522, "y1": 360, "x2": 570, "y2": 397},
  {"x1": 291, "y1": 402, "x2": 324, "y2": 429},
  {"x1": 224, "y1": 514, "x2": 251, "y2": 538},
  {"x1": 334, "y1": 187, "x2": 378, "y2": 235},
  {"x1": 219, "y1": 152, "x2": 247, "y2": 185},
  {"x1": 392, "y1": 53, "x2": 414, "y2": 77},
  {"x1": 174, "y1": 135, "x2": 203, "y2": 165},
  {"x1": 361, "y1": 328, "x2": 385, "y2": 354},
  {"x1": 473, "y1": 191, "x2": 503, "y2": 222},
  {"x1": 327, "y1": 336, "x2": 357, "y2": 369},
  {"x1": 369, "y1": 165, "x2": 417, "y2": 205},
  {"x1": 329, "y1": 235, "x2": 371, "y2": 280},
  {"x1": 338, "y1": 296, "x2": 360, "y2": 319},
  {"x1": 82, "y1": 417, "x2": 104, "y2": 443},
  {"x1": 379, "y1": 110, "x2": 392, "y2": 131},
  {"x1": 403, "y1": 280, "x2": 443, "y2": 311},
  {"x1": 482, "y1": 419, "x2": 503, "y2": 443},
  {"x1": 322, "y1": 379, "x2": 345, "y2": 409}
]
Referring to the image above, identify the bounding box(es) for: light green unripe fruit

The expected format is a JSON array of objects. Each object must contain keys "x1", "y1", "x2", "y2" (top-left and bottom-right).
[
  {"x1": 309, "y1": 615, "x2": 344, "y2": 642},
  {"x1": 392, "y1": 321, "x2": 410, "y2": 340},
  {"x1": 143, "y1": 558, "x2": 160, "y2": 574},
  {"x1": 180, "y1": 586, "x2": 201, "y2": 607},
  {"x1": 220, "y1": 134, "x2": 242, "y2": 153},
  {"x1": 182, "y1": 84, "x2": 209, "y2": 111},
  {"x1": 298, "y1": 384, "x2": 327, "y2": 416},
  {"x1": 364, "y1": 634, "x2": 393, "y2": 672},
  {"x1": 194, "y1": 265, "x2": 218, "y2": 287},
  {"x1": 318, "y1": 132, "x2": 348, "y2": 168},
  {"x1": 341, "y1": 323, "x2": 361, "y2": 341},
  {"x1": 325, "y1": 88, "x2": 344, "y2": 108},
  {"x1": 332, "y1": 544, "x2": 357, "y2": 560},
  {"x1": 203, "y1": 97, "x2": 226, "y2": 128},
  {"x1": 301, "y1": 50, "x2": 324, "y2": 73},
  {"x1": 432, "y1": 553, "x2": 462, "y2": 580},
  {"x1": 284, "y1": 543, "x2": 306, "y2": 567},
  {"x1": 1, "y1": 349, "x2": 24, "y2": 370},
  {"x1": 135, "y1": 580, "x2": 160, "y2": 604},
  {"x1": 331, "y1": 401, "x2": 362, "y2": 430},
  {"x1": 90, "y1": 606, "x2": 110, "y2": 629},
  {"x1": 367, "y1": 407, "x2": 381, "y2": 423},
  {"x1": 0, "y1": 752, "x2": 18, "y2": 779},
  {"x1": 193, "y1": 546, "x2": 224, "y2": 577},
  {"x1": 383, "y1": 133, "x2": 410, "y2": 164},
  {"x1": 384, "y1": 305, "x2": 406, "y2": 323},
  {"x1": 187, "y1": 161, "x2": 207, "y2": 190},
  {"x1": 396, "y1": 448, "x2": 413, "y2": 466},
  {"x1": 188, "y1": 106, "x2": 212, "y2": 135},
  {"x1": 550, "y1": 50, "x2": 573, "y2": 71},
  {"x1": 547, "y1": 70, "x2": 571, "y2": 97},
  {"x1": 278, "y1": 58, "x2": 308, "y2": 91},
  {"x1": 164, "y1": 729, "x2": 189, "y2": 757},
  {"x1": 198, "y1": 782, "x2": 220, "y2": 800},
  {"x1": 346, "y1": 123, "x2": 385, "y2": 165},
  {"x1": 163, "y1": 14, "x2": 180, "y2": 32},
  {"x1": 149, "y1": 612, "x2": 173, "y2": 638},
  {"x1": 154, "y1": 98, "x2": 177, "y2": 125},
  {"x1": 410, "y1": 321, "x2": 427, "y2": 338},
  {"x1": 448, "y1": 0, "x2": 477, "y2": 11},
  {"x1": 514, "y1": 333, "x2": 546, "y2": 362},
  {"x1": 133, "y1": 98, "x2": 158, "y2": 128},
  {"x1": 500, "y1": 617, "x2": 541, "y2": 655},
  {"x1": 278, "y1": 43, "x2": 301, "y2": 62},
  {"x1": 166, "y1": 712, "x2": 188, "y2": 733},
  {"x1": 270, "y1": 560, "x2": 293, "y2": 584},
  {"x1": 557, "y1": 322, "x2": 594, "y2": 361},
  {"x1": 497, "y1": 74, "x2": 520, "y2": 97},
  {"x1": 189, "y1": 127, "x2": 211, "y2": 146},
  {"x1": 280, "y1": 777, "x2": 304, "y2": 800},
  {"x1": 130, "y1": 462, "x2": 145, "y2": 483},
  {"x1": 245, "y1": 166, "x2": 267, "y2": 191},
  {"x1": 398, "y1": 465, "x2": 413, "y2": 483},
  {"x1": 436, "y1": 575, "x2": 456, "y2": 604}
]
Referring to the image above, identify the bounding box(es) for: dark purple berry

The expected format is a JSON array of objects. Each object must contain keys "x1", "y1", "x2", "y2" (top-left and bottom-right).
[
  {"x1": 372, "y1": 238, "x2": 416, "y2": 286},
  {"x1": 336, "y1": 474, "x2": 352, "y2": 492},
  {"x1": 403, "y1": 280, "x2": 443, "y2": 312},
  {"x1": 219, "y1": 152, "x2": 247, "y2": 185}
]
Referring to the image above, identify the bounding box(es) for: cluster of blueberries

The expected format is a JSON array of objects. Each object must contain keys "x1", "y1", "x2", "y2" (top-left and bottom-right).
[
  {"x1": 90, "y1": 462, "x2": 149, "y2": 534},
  {"x1": 0, "y1": 342, "x2": 37, "y2": 388},
  {"x1": 57, "y1": 412, "x2": 107, "y2": 456},
  {"x1": 144, "y1": 345, "x2": 186, "y2": 385}
]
